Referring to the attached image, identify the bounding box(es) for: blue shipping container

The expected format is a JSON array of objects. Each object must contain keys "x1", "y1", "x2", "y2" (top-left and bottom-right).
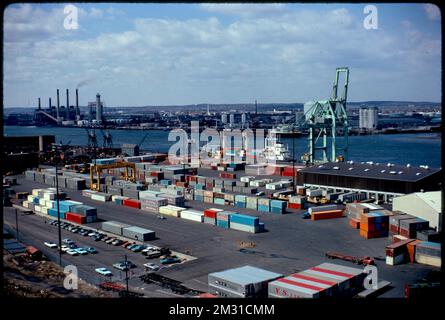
[
  {"x1": 235, "y1": 202, "x2": 246, "y2": 208},
  {"x1": 258, "y1": 205, "x2": 270, "y2": 212},
  {"x1": 216, "y1": 220, "x2": 230, "y2": 228},
  {"x1": 230, "y1": 214, "x2": 259, "y2": 226}
]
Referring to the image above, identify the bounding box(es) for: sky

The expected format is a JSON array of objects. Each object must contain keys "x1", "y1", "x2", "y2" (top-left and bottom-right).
[{"x1": 3, "y1": 3, "x2": 442, "y2": 107}]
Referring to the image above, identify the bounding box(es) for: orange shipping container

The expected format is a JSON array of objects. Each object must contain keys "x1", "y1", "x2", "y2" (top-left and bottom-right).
[
  {"x1": 407, "y1": 240, "x2": 422, "y2": 263},
  {"x1": 349, "y1": 217, "x2": 360, "y2": 229}
]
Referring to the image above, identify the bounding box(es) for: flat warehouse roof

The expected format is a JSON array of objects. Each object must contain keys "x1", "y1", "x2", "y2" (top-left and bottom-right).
[
  {"x1": 209, "y1": 265, "x2": 283, "y2": 286},
  {"x1": 299, "y1": 162, "x2": 441, "y2": 182}
]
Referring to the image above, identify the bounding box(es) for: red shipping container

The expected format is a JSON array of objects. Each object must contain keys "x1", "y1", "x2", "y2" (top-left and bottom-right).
[
  {"x1": 204, "y1": 209, "x2": 219, "y2": 219},
  {"x1": 288, "y1": 203, "x2": 302, "y2": 210},
  {"x1": 65, "y1": 212, "x2": 86, "y2": 224},
  {"x1": 123, "y1": 199, "x2": 141, "y2": 209}
]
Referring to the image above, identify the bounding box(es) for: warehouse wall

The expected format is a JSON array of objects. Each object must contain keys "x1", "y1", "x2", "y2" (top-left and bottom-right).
[{"x1": 392, "y1": 193, "x2": 442, "y2": 232}]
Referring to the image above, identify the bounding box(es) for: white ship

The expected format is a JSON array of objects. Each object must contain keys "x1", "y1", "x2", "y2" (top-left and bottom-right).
[{"x1": 262, "y1": 133, "x2": 291, "y2": 162}]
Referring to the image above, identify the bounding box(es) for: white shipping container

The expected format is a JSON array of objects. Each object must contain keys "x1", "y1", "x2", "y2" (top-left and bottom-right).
[
  {"x1": 230, "y1": 222, "x2": 259, "y2": 233},
  {"x1": 240, "y1": 176, "x2": 255, "y2": 183},
  {"x1": 386, "y1": 254, "x2": 405, "y2": 266},
  {"x1": 180, "y1": 210, "x2": 204, "y2": 223},
  {"x1": 307, "y1": 189, "x2": 323, "y2": 197},
  {"x1": 35, "y1": 205, "x2": 42, "y2": 212},
  {"x1": 91, "y1": 194, "x2": 107, "y2": 202},
  {"x1": 22, "y1": 201, "x2": 29, "y2": 208},
  {"x1": 27, "y1": 195, "x2": 34, "y2": 202},
  {"x1": 308, "y1": 205, "x2": 341, "y2": 214}
]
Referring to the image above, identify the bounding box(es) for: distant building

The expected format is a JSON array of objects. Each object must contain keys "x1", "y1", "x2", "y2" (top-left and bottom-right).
[{"x1": 359, "y1": 106, "x2": 378, "y2": 130}]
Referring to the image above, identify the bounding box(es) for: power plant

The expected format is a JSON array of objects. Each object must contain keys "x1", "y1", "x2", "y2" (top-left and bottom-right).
[{"x1": 33, "y1": 88, "x2": 104, "y2": 127}]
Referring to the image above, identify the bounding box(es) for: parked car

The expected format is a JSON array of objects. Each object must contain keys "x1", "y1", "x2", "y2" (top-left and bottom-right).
[
  {"x1": 105, "y1": 238, "x2": 116, "y2": 244},
  {"x1": 88, "y1": 232, "x2": 97, "y2": 237},
  {"x1": 131, "y1": 245, "x2": 146, "y2": 252},
  {"x1": 61, "y1": 245, "x2": 70, "y2": 252},
  {"x1": 70, "y1": 228, "x2": 80, "y2": 234},
  {"x1": 69, "y1": 243, "x2": 78, "y2": 249},
  {"x1": 63, "y1": 238, "x2": 74, "y2": 245},
  {"x1": 121, "y1": 241, "x2": 132, "y2": 248},
  {"x1": 75, "y1": 248, "x2": 88, "y2": 255},
  {"x1": 157, "y1": 215, "x2": 166, "y2": 220},
  {"x1": 255, "y1": 191, "x2": 265, "y2": 196},
  {"x1": 95, "y1": 267, "x2": 113, "y2": 277},
  {"x1": 142, "y1": 247, "x2": 157, "y2": 254},
  {"x1": 112, "y1": 239, "x2": 124, "y2": 246},
  {"x1": 127, "y1": 244, "x2": 139, "y2": 251},
  {"x1": 44, "y1": 241, "x2": 58, "y2": 248},
  {"x1": 79, "y1": 230, "x2": 90, "y2": 236},
  {"x1": 66, "y1": 249, "x2": 79, "y2": 256},
  {"x1": 112, "y1": 261, "x2": 136, "y2": 271},
  {"x1": 102, "y1": 236, "x2": 111, "y2": 242},
  {"x1": 143, "y1": 263, "x2": 160, "y2": 272},
  {"x1": 145, "y1": 250, "x2": 163, "y2": 259},
  {"x1": 160, "y1": 256, "x2": 181, "y2": 265},
  {"x1": 86, "y1": 247, "x2": 97, "y2": 254}
]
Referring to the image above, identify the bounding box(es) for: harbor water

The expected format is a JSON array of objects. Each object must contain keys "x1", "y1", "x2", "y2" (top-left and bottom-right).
[{"x1": 3, "y1": 126, "x2": 441, "y2": 168}]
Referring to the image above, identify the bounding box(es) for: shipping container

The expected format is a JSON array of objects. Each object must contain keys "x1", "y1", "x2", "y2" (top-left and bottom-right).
[
  {"x1": 122, "y1": 226, "x2": 155, "y2": 241},
  {"x1": 102, "y1": 221, "x2": 131, "y2": 236}
]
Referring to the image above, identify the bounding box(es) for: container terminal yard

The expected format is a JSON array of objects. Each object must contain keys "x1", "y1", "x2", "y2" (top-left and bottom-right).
[
  {"x1": 3, "y1": 2, "x2": 442, "y2": 303},
  {"x1": 3, "y1": 124, "x2": 442, "y2": 298}
]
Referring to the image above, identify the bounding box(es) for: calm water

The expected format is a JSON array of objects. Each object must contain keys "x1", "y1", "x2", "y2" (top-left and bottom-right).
[{"x1": 4, "y1": 126, "x2": 441, "y2": 168}]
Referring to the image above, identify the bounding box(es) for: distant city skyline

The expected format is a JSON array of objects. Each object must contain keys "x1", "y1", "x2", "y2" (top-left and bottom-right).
[{"x1": 4, "y1": 3, "x2": 441, "y2": 107}]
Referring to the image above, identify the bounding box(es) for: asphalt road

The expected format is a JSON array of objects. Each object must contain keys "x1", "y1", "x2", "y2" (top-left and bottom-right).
[{"x1": 5, "y1": 175, "x2": 440, "y2": 297}]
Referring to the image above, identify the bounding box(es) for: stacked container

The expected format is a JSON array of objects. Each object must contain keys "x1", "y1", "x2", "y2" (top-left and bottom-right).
[
  {"x1": 246, "y1": 197, "x2": 258, "y2": 210},
  {"x1": 415, "y1": 241, "x2": 441, "y2": 267},
  {"x1": 258, "y1": 198, "x2": 270, "y2": 212},
  {"x1": 235, "y1": 195, "x2": 247, "y2": 208},
  {"x1": 229, "y1": 214, "x2": 260, "y2": 233},
  {"x1": 122, "y1": 199, "x2": 141, "y2": 209},
  {"x1": 112, "y1": 195, "x2": 129, "y2": 205},
  {"x1": 288, "y1": 196, "x2": 307, "y2": 210},
  {"x1": 270, "y1": 200, "x2": 286, "y2": 214},
  {"x1": 204, "y1": 208, "x2": 223, "y2": 225},
  {"x1": 216, "y1": 211, "x2": 231, "y2": 228},
  {"x1": 359, "y1": 211, "x2": 391, "y2": 239},
  {"x1": 122, "y1": 226, "x2": 155, "y2": 241},
  {"x1": 385, "y1": 239, "x2": 416, "y2": 265},
  {"x1": 399, "y1": 218, "x2": 429, "y2": 238},
  {"x1": 102, "y1": 221, "x2": 131, "y2": 236},
  {"x1": 159, "y1": 205, "x2": 185, "y2": 217}
]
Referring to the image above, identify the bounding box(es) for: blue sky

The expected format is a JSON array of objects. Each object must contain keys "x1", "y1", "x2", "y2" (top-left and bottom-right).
[{"x1": 3, "y1": 3, "x2": 441, "y2": 107}]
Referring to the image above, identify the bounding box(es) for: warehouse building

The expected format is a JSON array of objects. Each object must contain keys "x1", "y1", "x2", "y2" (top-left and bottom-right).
[
  {"x1": 392, "y1": 191, "x2": 442, "y2": 232},
  {"x1": 208, "y1": 265, "x2": 283, "y2": 298},
  {"x1": 296, "y1": 161, "x2": 442, "y2": 203}
]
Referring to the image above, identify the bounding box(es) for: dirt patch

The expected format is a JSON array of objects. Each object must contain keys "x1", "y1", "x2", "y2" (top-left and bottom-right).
[{"x1": 3, "y1": 251, "x2": 114, "y2": 298}]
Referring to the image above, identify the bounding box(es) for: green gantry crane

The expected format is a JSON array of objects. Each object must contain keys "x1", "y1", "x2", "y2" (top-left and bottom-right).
[{"x1": 302, "y1": 67, "x2": 350, "y2": 164}]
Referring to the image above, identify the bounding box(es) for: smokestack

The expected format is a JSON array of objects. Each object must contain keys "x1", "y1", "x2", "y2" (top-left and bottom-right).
[
  {"x1": 38, "y1": 98, "x2": 41, "y2": 110},
  {"x1": 56, "y1": 89, "x2": 60, "y2": 121},
  {"x1": 66, "y1": 89, "x2": 70, "y2": 120},
  {"x1": 48, "y1": 97, "x2": 52, "y2": 109},
  {"x1": 255, "y1": 100, "x2": 258, "y2": 114},
  {"x1": 75, "y1": 88, "x2": 80, "y2": 119}
]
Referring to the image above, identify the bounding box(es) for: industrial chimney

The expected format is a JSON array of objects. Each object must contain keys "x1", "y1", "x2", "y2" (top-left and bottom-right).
[
  {"x1": 75, "y1": 88, "x2": 80, "y2": 120},
  {"x1": 38, "y1": 97, "x2": 41, "y2": 110},
  {"x1": 66, "y1": 89, "x2": 70, "y2": 120},
  {"x1": 255, "y1": 100, "x2": 258, "y2": 114},
  {"x1": 48, "y1": 97, "x2": 52, "y2": 109},
  {"x1": 56, "y1": 89, "x2": 60, "y2": 122}
]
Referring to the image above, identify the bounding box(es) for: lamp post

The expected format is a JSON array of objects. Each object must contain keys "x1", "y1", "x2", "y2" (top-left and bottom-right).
[{"x1": 53, "y1": 143, "x2": 63, "y2": 266}]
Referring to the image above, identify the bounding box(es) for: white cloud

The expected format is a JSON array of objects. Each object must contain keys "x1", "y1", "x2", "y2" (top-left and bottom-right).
[
  {"x1": 3, "y1": 4, "x2": 441, "y2": 106},
  {"x1": 200, "y1": 3, "x2": 287, "y2": 17},
  {"x1": 423, "y1": 4, "x2": 441, "y2": 21}
]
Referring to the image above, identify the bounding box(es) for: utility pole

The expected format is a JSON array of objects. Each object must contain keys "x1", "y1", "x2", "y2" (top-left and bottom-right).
[
  {"x1": 15, "y1": 209, "x2": 19, "y2": 241},
  {"x1": 292, "y1": 133, "x2": 296, "y2": 193},
  {"x1": 54, "y1": 144, "x2": 62, "y2": 266},
  {"x1": 124, "y1": 254, "x2": 129, "y2": 296}
]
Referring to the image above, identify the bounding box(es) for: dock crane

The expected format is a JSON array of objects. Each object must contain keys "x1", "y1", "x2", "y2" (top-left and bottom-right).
[
  {"x1": 85, "y1": 129, "x2": 98, "y2": 149},
  {"x1": 100, "y1": 129, "x2": 113, "y2": 148},
  {"x1": 302, "y1": 67, "x2": 350, "y2": 164}
]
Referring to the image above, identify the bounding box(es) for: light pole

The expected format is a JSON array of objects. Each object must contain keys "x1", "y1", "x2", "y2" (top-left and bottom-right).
[
  {"x1": 54, "y1": 144, "x2": 63, "y2": 266},
  {"x1": 124, "y1": 254, "x2": 129, "y2": 296},
  {"x1": 292, "y1": 131, "x2": 296, "y2": 193}
]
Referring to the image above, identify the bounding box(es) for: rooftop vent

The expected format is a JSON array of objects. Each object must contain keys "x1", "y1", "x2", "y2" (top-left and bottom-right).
[
  {"x1": 364, "y1": 168, "x2": 370, "y2": 172},
  {"x1": 389, "y1": 171, "x2": 396, "y2": 174},
  {"x1": 381, "y1": 170, "x2": 386, "y2": 173},
  {"x1": 416, "y1": 172, "x2": 421, "y2": 176},
  {"x1": 348, "y1": 167, "x2": 354, "y2": 171},
  {"x1": 333, "y1": 166, "x2": 339, "y2": 170}
]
